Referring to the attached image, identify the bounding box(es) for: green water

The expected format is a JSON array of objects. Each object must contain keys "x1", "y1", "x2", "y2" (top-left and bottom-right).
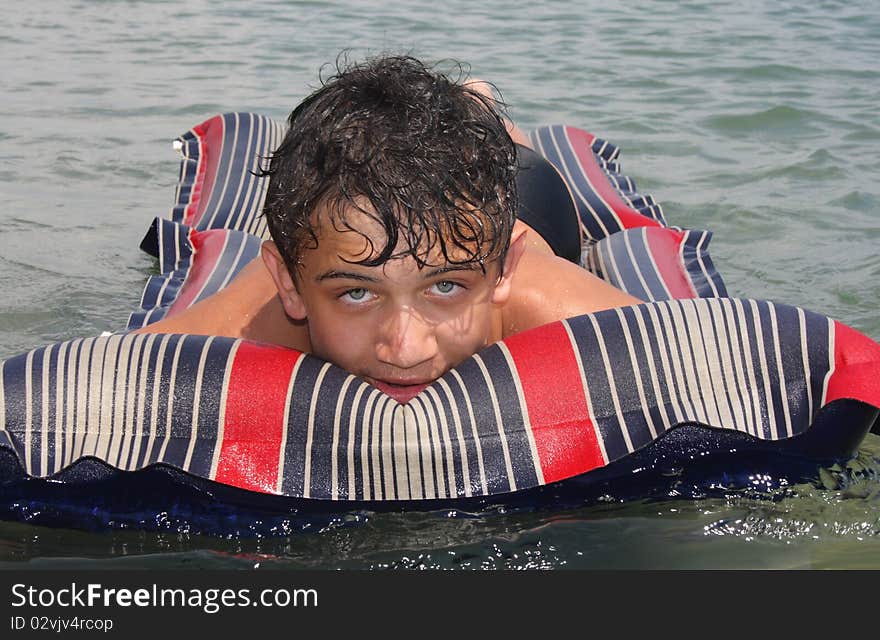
[{"x1": 1, "y1": 0, "x2": 879, "y2": 568}]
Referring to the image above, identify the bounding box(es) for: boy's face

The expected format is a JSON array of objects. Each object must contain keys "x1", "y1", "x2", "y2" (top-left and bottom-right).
[{"x1": 262, "y1": 204, "x2": 524, "y2": 403}]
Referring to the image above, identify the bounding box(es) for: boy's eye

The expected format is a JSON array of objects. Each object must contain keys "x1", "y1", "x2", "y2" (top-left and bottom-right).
[
  {"x1": 432, "y1": 280, "x2": 458, "y2": 295},
  {"x1": 341, "y1": 288, "x2": 373, "y2": 303}
]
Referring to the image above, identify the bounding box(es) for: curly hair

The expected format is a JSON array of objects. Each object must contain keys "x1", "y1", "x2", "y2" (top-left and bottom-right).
[{"x1": 259, "y1": 55, "x2": 519, "y2": 276}]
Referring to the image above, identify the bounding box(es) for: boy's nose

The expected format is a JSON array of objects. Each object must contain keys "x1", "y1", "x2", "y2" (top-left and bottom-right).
[{"x1": 376, "y1": 308, "x2": 438, "y2": 370}]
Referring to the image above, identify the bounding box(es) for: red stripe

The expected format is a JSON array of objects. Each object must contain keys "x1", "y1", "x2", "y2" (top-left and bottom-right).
[
  {"x1": 825, "y1": 320, "x2": 880, "y2": 408},
  {"x1": 644, "y1": 227, "x2": 698, "y2": 298},
  {"x1": 214, "y1": 342, "x2": 303, "y2": 494},
  {"x1": 184, "y1": 115, "x2": 224, "y2": 228},
  {"x1": 565, "y1": 127, "x2": 663, "y2": 230},
  {"x1": 503, "y1": 322, "x2": 605, "y2": 483},
  {"x1": 166, "y1": 229, "x2": 226, "y2": 315}
]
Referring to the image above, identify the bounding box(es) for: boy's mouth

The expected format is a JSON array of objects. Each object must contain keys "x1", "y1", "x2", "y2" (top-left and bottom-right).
[{"x1": 367, "y1": 378, "x2": 431, "y2": 403}]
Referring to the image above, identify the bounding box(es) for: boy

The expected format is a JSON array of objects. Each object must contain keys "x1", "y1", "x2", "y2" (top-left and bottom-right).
[{"x1": 135, "y1": 55, "x2": 639, "y2": 402}]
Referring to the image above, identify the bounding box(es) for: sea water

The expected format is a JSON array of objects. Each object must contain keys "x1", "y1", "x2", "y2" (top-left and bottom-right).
[{"x1": 0, "y1": 0, "x2": 878, "y2": 569}]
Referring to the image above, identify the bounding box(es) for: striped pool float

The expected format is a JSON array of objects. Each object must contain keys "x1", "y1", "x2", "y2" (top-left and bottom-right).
[{"x1": 0, "y1": 113, "x2": 878, "y2": 530}]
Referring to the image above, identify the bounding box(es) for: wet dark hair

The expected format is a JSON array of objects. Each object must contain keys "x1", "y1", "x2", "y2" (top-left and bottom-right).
[{"x1": 259, "y1": 54, "x2": 518, "y2": 276}]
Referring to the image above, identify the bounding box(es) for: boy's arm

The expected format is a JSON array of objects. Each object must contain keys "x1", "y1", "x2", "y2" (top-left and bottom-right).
[{"x1": 131, "y1": 257, "x2": 310, "y2": 350}]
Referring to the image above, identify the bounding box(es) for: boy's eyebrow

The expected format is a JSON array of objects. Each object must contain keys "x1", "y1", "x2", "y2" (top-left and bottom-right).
[
  {"x1": 315, "y1": 264, "x2": 484, "y2": 283},
  {"x1": 422, "y1": 265, "x2": 483, "y2": 279},
  {"x1": 315, "y1": 270, "x2": 381, "y2": 283}
]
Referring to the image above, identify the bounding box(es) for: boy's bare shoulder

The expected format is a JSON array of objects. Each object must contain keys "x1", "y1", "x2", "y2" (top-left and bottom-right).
[
  {"x1": 502, "y1": 248, "x2": 642, "y2": 337},
  {"x1": 132, "y1": 259, "x2": 311, "y2": 351}
]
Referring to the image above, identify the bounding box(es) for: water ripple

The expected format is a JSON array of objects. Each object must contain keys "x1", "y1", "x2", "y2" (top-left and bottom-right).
[{"x1": 2, "y1": 0, "x2": 879, "y2": 568}]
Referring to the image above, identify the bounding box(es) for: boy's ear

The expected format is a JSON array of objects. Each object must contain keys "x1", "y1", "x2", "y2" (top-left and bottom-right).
[
  {"x1": 491, "y1": 226, "x2": 528, "y2": 305},
  {"x1": 261, "y1": 241, "x2": 308, "y2": 320}
]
